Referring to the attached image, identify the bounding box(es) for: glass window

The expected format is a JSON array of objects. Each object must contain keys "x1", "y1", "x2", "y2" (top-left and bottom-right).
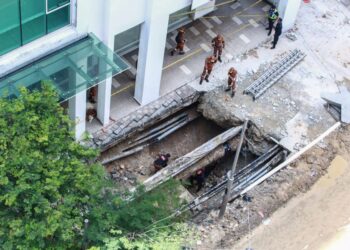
[
  {"x1": 114, "y1": 25, "x2": 141, "y2": 55},
  {"x1": 168, "y1": 5, "x2": 192, "y2": 32},
  {"x1": 47, "y1": 5, "x2": 70, "y2": 33},
  {"x1": 0, "y1": 0, "x2": 71, "y2": 56},
  {"x1": 47, "y1": 0, "x2": 70, "y2": 11},
  {"x1": 20, "y1": 0, "x2": 46, "y2": 44},
  {"x1": 0, "y1": 0, "x2": 21, "y2": 55}
]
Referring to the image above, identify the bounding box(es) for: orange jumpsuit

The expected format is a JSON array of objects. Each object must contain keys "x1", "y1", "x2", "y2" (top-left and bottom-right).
[
  {"x1": 212, "y1": 35, "x2": 225, "y2": 60},
  {"x1": 227, "y1": 68, "x2": 237, "y2": 97},
  {"x1": 171, "y1": 29, "x2": 186, "y2": 55},
  {"x1": 200, "y1": 56, "x2": 217, "y2": 83}
]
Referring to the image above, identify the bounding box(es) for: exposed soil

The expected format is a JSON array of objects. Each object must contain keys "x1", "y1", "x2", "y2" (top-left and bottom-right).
[
  {"x1": 101, "y1": 111, "x2": 224, "y2": 189},
  {"x1": 194, "y1": 124, "x2": 350, "y2": 249}
]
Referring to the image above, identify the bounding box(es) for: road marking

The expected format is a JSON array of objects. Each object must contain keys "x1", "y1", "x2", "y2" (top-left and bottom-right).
[
  {"x1": 211, "y1": 16, "x2": 223, "y2": 25},
  {"x1": 189, "y1": 26, "x2": 200, "y2": 36},
  {"x1": 184, "y1": 45, "x2": 190, "y2": 53},
  {"x1": 131, "y1": 54, "x2": 138, "y2": 61},
  {"x1": 166, "y1": 42, "x2": 172, "y2": 49},
  {"x1": 239, "y1": 34, "x2": 251, "y2": 44},
  {"x1": 163, "y1": 48, "x2": 202, "y2": 70},
  {"x1": 225, "y1": 53, "x2": 233, "y2": 60},
  {"x1": 200, "y1": 18, "x2": 213, "y2": 29},
  {"x1": 249, "y1": 18, "x2": 259, "y2": 28},
  {"x1": 206, "y1": 29, "x2": 217, "y2": 38},
  {"x1": 180, "y1": 65, "x2": 192, "y2": 75},
  {"x1": 232, "y1": 16, "x2": 243, "y2": 25},
  {"x1": 200, "y1": 43, "x2": 211, "y2": 53},
  {"x1": 262, "y1": 5, "x2": 270, "y2": 12},
  {"x1": 111, "y1": 82, "x2": 135, "y2": 96},
  {"x1": 230, "y1": 2, "x2": 241, "y2": 9}
]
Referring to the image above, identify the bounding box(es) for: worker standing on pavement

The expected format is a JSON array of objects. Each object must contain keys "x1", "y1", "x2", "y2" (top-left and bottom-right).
[
  {"x1": 226, "y1": 67, "x2": 238, "y2": 97},
  {"x1": 171, "y1": 28, "x2": 186, "y2": 56},
  {"x1": 266, "y1": 5, "x2": 279, "y2": 36},
  {"x1": 212, "y1": 34, "x2": 225, "y2": 62},
  {"x1": 200, "y1": 55, "x2": 217, "y2": 85},
  {"x1": 271, "y1": 18, "x2": 283, "y2": 49}
]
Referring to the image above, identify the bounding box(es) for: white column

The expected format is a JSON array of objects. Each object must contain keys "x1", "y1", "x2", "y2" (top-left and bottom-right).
[
  {"x1": 134, "y1": 0, "x2": 169, "y2": 105},
  {"x1": 97, "y1": 78, "x2": 112, "y2": 125},
  {"x1": 278, "y1": 0, "x2": 302, "y2": 31},
  {"x1": 69, "y1": 91, "x2": 86, "y2": 140},
  {"x1": 97, "y1": 0, "x2": 114, "y2": 126}
]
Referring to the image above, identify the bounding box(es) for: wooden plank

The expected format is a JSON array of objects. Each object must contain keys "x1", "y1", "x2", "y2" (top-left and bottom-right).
[{"x1": 142, "y1": 126, "x2": 243, "y2": 191}]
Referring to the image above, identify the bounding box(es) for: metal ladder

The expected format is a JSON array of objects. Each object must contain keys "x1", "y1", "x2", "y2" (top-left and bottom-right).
[{"x1": 243, "y1": 49, "x2": 306, "y2": 100}]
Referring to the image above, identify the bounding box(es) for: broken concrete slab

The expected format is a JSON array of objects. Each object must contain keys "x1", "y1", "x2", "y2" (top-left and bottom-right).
[
  {"x1": 87, "y1": 85, "x2": 200, "y2": 151},
  {"x1": 321, "y1": 86, "x2": 350, "y2": 123}
]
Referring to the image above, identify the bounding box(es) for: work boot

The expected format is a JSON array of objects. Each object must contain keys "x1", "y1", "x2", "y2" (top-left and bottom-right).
[
  {"x1": 199, "y1": 78, "x2": 203, "y2": 85},
  {"x1": 271, "y1": 46, "x2": 275, "y2": 49},
  {"x1": 268, "y1": 31, "x2": 271, "y2": 36},
  {"x1": 205, "y1": 77, "x2": 209, "y2": 82},
  {"x1": 170, "y1": 50, "x2": 175, "y2": 56},
  {"x1": 218, "y1": 56, "x2": 222, "y2": 63},
  {"x1": 231, "y1": 92, "x2": 235, "y2": 98},
  {"x1": 225, "y1": 87, "x2": 231, "y2": 92},
  {"x1": 179, "y1": 51, "x2": 185, "y2": 55}
]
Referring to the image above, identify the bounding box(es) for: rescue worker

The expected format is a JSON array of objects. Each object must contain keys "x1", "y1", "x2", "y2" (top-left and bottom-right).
[
  {"x1": 171, "y1": 28, "x2": 186, "y2": 56},
  {"x1": 266, "y1": 5, "x2": 279, "y2": 36},
  {"x1": 153, "y1": 153, "x2": 171, "y2": 173},
  {"x1": 211, "y1": 34, "x2": 225, "y2": 62},
  {"x1": 200, "y1": 55, "x2": 217, "y2": 84},
  {"x1": 225, "y1": 67, "x2": 238, "y2": 97},
  {"x1": 191, "y1": 168, "x2": 205, "y2": 192},
  {"x1": 271, "y1": 18, "x2": 283, "y2": 49}
]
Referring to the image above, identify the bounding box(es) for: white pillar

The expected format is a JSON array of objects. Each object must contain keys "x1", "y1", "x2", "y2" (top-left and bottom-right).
[
  {"x1": 134, "y1": 0, "x2": 169, "y2": 105},
  {"x1": 96, "y1": 0, "x2": 114, "y2": 126},
  {"x1": 97, "y1": 78, "x2": 112, "y2": 125},
  {"x1": 69, "y1": 91, "x2": 86, "y2": 140},
  {"x1": 278, "y1": 0, "x2": 302, "y2": 31}
]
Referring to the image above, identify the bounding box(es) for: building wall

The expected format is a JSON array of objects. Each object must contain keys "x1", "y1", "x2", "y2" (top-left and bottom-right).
[{"x1": 76, "y1": 0, "x2": 192, "y2": 46}]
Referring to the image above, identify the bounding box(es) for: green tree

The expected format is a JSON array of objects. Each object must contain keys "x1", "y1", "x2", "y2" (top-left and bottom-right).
[
  {"x1": 0, "y1": 85, "x2": 112, "y2": 249},
  {"x1": 0, "y1": 85, "x2": 193, "y2": 249}
]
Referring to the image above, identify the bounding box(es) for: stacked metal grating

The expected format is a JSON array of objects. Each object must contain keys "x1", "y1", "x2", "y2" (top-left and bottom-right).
[{"x1": 244, "y1": 49, "x2": 306, "y2": 100}]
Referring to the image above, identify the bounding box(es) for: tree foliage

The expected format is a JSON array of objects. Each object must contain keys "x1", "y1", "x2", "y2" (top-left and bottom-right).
[
  {"x1": 0, "y1": 85, "x2": 193, "y2": 249},
  {"x1": 0, "y1": 86, "x2": 110, "y2": 249}
]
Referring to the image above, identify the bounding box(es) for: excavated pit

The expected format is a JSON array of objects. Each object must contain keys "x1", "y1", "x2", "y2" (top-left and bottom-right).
[
  {"x1": 100, "y1": 103, "x2": 279, "y2": 199},
  {"x1": 101, "y1": 104, "x2": 226, "y2": 188}
]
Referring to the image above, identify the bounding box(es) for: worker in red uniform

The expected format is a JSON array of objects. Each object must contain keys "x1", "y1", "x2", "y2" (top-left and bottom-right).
[
  {"x1": 200, "y1": 55, "x2": 217, "y2": 85},
  {"x1": 171, "y1": 28, "x2": 186, "y2": 56},
  {"x1": 225, "y1": 67, "x2": 238, "y2": 97},
  {"x1": 212, "y1": 34, "x2": 225, "y2": 62}
]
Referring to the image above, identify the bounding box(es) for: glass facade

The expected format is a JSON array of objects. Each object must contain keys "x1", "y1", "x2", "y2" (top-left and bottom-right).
[
  {"x1": 0, "y1": 0, "x2": 71, "y2": 56},
  {"x1": 0, "y1": 34, "x2": 130, "y2": 102},
  {"x1": 114, "y1": 25, "x2": 141, "y2": 55},
  {"x1": 168, "y1": 5, "x2": 192, "y2": 32}
]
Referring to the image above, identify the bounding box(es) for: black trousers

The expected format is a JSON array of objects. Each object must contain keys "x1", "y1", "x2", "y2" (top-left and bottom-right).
[
  {"x1": 268, "y1": 19, "x2": 275, "y2": 35},
  {"x1": 273, "y1": 33, "x2": 280, "y2": 47}
]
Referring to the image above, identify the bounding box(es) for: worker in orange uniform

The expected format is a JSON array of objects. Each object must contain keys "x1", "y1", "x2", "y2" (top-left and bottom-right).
[
  {"x1": 171, "y1": 28, "x2": 186, "y2": 56},
  {"x1": 200, "y1": 55, "x2": 217, "y2": 85},
  {"x1": 212, "y1": 34, "x2": 225, "y2": 62},
  {"x1": 225, "y1": 67, "x2": 238, "y2": 97}
]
